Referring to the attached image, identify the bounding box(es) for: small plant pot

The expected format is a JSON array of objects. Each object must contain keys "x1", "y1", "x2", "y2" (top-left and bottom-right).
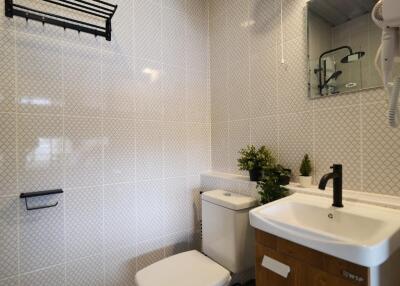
[
  {"x1": 278, "y1": 175, "x2": 291, "y2": 186},
  {"x1": 249, "y1": 168, "x2": 263, "y2": 181},
  {"x1": 299, "y1": 176, "x2": 312, "y2": 188}
]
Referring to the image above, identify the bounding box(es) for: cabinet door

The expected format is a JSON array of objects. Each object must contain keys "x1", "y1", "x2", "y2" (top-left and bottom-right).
[
  {"x1": 256, "y1": 243, "x2": 301, "y2": 286},
  {"x1": 301, "y1": 265, "x2": 362, "y2": 286}
]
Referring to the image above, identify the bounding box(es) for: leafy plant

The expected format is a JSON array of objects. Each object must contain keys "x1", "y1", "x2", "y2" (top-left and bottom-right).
[
  {"x1": 257, "y1": 167, "x2": 289, "y2": 205},
  {"x1": 300, "y1": 154, "x2": 312, "y2": 176},
  {"x1": 237, "y1": 145, "x2": 276, "y2": 172}
]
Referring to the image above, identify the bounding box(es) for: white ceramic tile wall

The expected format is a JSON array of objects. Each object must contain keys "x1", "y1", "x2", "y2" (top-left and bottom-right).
[
  {"x1": 209, "y1": 0, "x2": 400, "y2": 195},
  {"x1": 0, "y1": 0, "x2": 210, "y2": 284}
]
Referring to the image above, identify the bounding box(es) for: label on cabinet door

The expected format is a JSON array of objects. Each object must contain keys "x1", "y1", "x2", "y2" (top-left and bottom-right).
[{"x1": 261, "y1": 255, "x2": 291, "y2": 278}]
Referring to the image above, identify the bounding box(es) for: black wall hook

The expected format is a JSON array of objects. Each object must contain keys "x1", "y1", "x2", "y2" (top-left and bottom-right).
[{"x1": 20, "y1": 189, "x2": 63, "y2": 211}]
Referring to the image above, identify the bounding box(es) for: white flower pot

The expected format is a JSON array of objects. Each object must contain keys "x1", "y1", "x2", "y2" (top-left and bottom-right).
[{"x1": 299, "y1": 176, "x2": 312, "y2": 188}]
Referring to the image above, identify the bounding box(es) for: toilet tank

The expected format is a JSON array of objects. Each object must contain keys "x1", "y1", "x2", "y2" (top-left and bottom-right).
[{"x1": 202, "y1": 190, "x2": 257, "y2": 274}]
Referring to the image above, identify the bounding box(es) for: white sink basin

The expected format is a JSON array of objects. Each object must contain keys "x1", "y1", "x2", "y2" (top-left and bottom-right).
[{"x1": 250, "y1": 193, "x2": 400, "y2": 267}]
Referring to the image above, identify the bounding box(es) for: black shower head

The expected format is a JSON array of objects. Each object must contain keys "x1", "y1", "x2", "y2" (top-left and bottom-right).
[{"x1": 341, "y1": 51, "x2": 365, "y2": 63}]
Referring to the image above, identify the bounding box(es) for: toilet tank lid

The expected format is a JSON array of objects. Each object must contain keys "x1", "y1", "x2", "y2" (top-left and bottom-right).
[{"x1": 202, "y1": 190, "x2": 257, "y2": 210}]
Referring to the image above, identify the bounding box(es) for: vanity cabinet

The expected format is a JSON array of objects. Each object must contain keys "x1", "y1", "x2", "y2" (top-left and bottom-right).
[{"x1": 255, "y1": 230, "x2": 370, "y2": 286}]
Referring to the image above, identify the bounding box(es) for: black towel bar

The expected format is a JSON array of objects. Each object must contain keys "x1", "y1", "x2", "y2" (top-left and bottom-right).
[{"x1": 20, "y1": 189, "x2": 63, "y2": 211}]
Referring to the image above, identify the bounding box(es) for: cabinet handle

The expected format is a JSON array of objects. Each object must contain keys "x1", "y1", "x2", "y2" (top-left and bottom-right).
[{"x1": 261, "y1": 255, "x2": 291, "y2": 278}]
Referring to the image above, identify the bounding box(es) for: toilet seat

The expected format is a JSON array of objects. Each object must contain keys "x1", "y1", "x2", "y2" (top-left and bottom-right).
[{"x1": 135, "y1": 250, "x2": 231, "y2": 286}]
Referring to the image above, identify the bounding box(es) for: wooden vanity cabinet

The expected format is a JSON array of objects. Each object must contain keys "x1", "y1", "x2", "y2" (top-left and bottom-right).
[{"x1": 255, "y1": 230, "x2": 370, "y2": 286}]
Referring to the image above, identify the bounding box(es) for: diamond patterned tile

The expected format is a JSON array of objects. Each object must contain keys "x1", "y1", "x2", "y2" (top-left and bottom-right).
[
  {"x1": 164, "y1": 177, "x2": 189, "y2": 234},
  {"x1": 136, "y1": 120, "x2": 163, "y2": 180},
  {"x1": 211, "y1": 122, "x2": 229, "y2": 172},
  {"x1": 105, "y1": 247, "x2": 136, "y2": 286},
  {"x1": 0, "y1": 197, "x2": 18, "y2": 280},
  {"x1": 136, "y1": 180, "x2": 165, "y2": 242},
  {"x1": 20, "y1": 265, "x2": 65, "y2": 286},
  {"x1": 104, "y1": 118, "x2": 135, "y2": 185},
  {"x1": 209, "y1": 0, "x2": 226, "y2": 19},
  {"x1": 0, "y1": 113, "x2": 16, "y2": 196},
  {"x1": 136, "y1": 238, "x2": 165, "y2": 271},
  {"x1": 186, "y1": 175, "x2": 202, "y2": 231},
  {"x1": 251, "y1": 115, "x2": 278, "y2": 158},
  {"x1": 186, "y1": 0, "x2": 208, "y2": 19},
  {"x1": 135, "y1": 59, "x2": 163, "y2": 121},
  {"x1": 163, "y1": 0, "x2": 186, "y2": 13},
  {"x1": 228, "y1": 58, "x2": 250, "y2": 120},
  {"x1": 186, "y1": 123, "x2": 211, "y2": 176},
  {"x1": 315, "y1": 106, "x2": 361, "y2": 190},
  {"x1": 0, "y1": 276, "x2": 18, "y2": 286},
  {"x1": 164, "y1": 231, "x2": 189, "y2": 257},
  {"x1": 278, "y1": 111, "x2": 313, "y2": 181},
  {"x1": 362, "y1": 102, "x2": 400, "y2": 195},
  {"x1": 65, "y1": 187, "x2": 103, "y2": 260},
  {"x1": 104, "y1": 183, "x2": 136, "y2": 250},
  {"x1": 185, "y1": 14, "x2": 208, "y2": 73},
  {"x1": 66, "y1": 255, "x2": 104, "y2": 286},
  {"x1": 282, "y1": 0, "x2": 307, "y2": 43},
  {"x1": 17, "y1": 114, "x2": 63, "y2": 193},
  {"x1": 162, "y1": 65, "x2": 186, "y2": 122},
  {"x1": 163, "y1": 122, "x2": 187, "y2": 178},
  {"x1": 229, "y1": 120, "x2": 251, "y2": 174},
  {"x1": 186, "y1": 69, "x2": 210, "y2": 123},
  {"x1": 64, "y1": 116, "x2": 103, "y2": 189},
  {"x1": 0, "y1": 28, "x2": 16, "y2": 113},
  {"x1": 134, "y1": 0, "x2": 162, "y2": 62},
  {"x1": 19, "y1": 194, "x2": 65, "y2": 273},
  {"x1": 63, "y1": 44, "x2": 103, "y2": 116},
  {"x1": 102, "y1": 52, "x2": 136, "y2": 118},
  {"x1": 16, "y1": 33, "x2": 63, "y2": 114},
  {"x1": 162, "y1": 7, "x2": 186, "y2": 68}
]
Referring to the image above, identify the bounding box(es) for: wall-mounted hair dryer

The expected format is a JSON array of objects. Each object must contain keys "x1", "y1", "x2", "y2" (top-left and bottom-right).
[{"x1": 372, "y1": 0, "x2": 400, "y2": 128}]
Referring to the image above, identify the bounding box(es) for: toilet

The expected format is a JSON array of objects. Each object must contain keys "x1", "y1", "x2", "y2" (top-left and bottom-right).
[{"x1": 135, "y1": 189, "x2": 257, "y2": 286}]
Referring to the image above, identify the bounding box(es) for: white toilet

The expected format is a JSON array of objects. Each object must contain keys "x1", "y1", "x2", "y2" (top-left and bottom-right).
[{"x1": 135, "y1": 189, "x2": 257, "y2": 286}]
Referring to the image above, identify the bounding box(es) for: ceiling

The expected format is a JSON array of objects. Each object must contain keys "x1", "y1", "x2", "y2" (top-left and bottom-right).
[{"x1": 308, "y1": 0, "x2": 378, "y2": 26}]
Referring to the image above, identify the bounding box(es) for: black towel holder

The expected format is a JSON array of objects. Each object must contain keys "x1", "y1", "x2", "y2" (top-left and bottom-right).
[
  {"x1": 5, "y1": 0, "x2": 117, "y2": 41},
  {"x1": 20, "y1": 189, "x2": 63, "y2": 211}
]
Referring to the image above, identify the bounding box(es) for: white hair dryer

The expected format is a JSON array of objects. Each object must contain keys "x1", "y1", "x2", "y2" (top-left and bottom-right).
[{"x1": 372, "y1": 0, "x2": 400, "y2": 128}]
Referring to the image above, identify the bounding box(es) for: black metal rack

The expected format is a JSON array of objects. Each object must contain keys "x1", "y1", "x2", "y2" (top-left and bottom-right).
[
  {"x1": 20, "y1": 189, "x2": 63, "y2": 211},
  {"x1": 5, "y1": 0, "x2": 117, "y2": 40}
]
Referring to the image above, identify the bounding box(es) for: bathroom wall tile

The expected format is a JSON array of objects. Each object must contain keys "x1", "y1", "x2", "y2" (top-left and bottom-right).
[
  {"x1": 104, "y1": 118, "x2": 135, "y2": 185},
  {"x1": 313, "y1": 91, "x2": 360, "y2": 110},
  {"x1": 17, "y1": 114, "x2": 63, "y2": 193},
  {"x1": 360, "y1": 87, "x2": 386, "y2": 104},
  {"x1": 162, "y1": 65, "x2": 186, "y2": 122},
  {"x1": 211, "y1": 122, "x2": 229, "y2": 172},
  {"x1": 15, "y1": 16, "x2": 63, "y2": 41},
  {"x1": 209, "y1": 14, "x2": 228, "y2": 69},
  {"x1": 136, "y1": 238, "x2": 165, "y2": 271},
  {"x1": 63, "y1": 44, "x2": 103, "y2": 116},
  {"x1": 66, "y1": 255, "x2": 104, "y2": 286},
  {"x1": 209, "y1": 0, "x2": 225, "y2": 19},
  {"x1": 20, "y1": 265, "x2": 65, "y2": 286},
  {"x1": 64, "y1": 116, "x2": 103, "y2": 189},
  {"x1": 136, "y1": 120, "x2": 163, "y2": 180},
  {"x1": 0, "y1": 113, "x2": 16, "y2": 196},
  {"x1": 0, "y1": 198, "x2": 18, "y2": 280},
  {"x1": 164, "y1": 177, "x2": 189, "y2": 234},
  {"x1": 186, "y1": 69, "x2": 210, "y2": 123},
  {"x1": 187, "y1": 123, "x2": 211, "y2": 176},
  {"x1": 226, "y1": 0, "x2": 249, "y2": 62},
  {"x1": 187, "y1": 175, "x2": 202, "y2": 231},
  {"x1": 315, "y1": 106, "x2": 361, "y2": 190},
  {"x1": 229, "y1": 120, "x2": 251, "y2": 174},
  {"x1": 63, "y1": 28, "x2": 101, "y2": 50},
  {"x1": 186, "y1": 0, "x2": 208, "y2": 19},
  {"x1": 251, "y1": 115, "x2": 278, "y2": 157},
  {"x1": 65, "y1": 187, "x2": 103, "y2": 260},
  {"x1": 0, "y1": 28, "x2": 16, "y2": 113},
  {"x1": 134, "y1": 0, "x2": 162, "y2": 62},
  {"x1": 210, "y1": 64, "x2": 229, "y2": 123},
  {"x1": 0, "y1": 276, "x2": 18, "y2": 286},
  {"x1": 164, "y1": 231, "x2": 189, "y2": 257},
  {"x1": 282, "y1": 0, "x2": 307, "y2": 43},
  {"x1": 16, "y1": 33, "x2": 63, "y2": 114},
  {"x1": 135, "y1": 59, "x2": 163, "y2": 121},
  {"x1": 250, "y1": 47, "x2": 277, "y2": 117},
  {"x1": 186, "y1": 15, "x2": 208, "y2": 73},
  {"x1": 162, "y1": 7, "x2": 186, "y2": 68},
  {"x1": 228, "y1": 59, "x2": 250, "y2": 120},
  {"x1": 249, "y1": 0, "x2": 279, "y2": 54},
  {"x1": 104, "y1": 183, "x2": 136, "y2": 250},
  {"x1": 105, "y1": 247, "x2": 136, "y2": 286},
  {"x1": 19, "y1": 194, "x2": 65, "y2": 273},
  {"x1": 163, "y1": 122, "x2": 187, "y2": 178},
  {"x1": 277, "y1": 36, "x2": 309, "y2": 114},
  {"x1": 163, "y1": 0, "x2": 186, "y2": 13},
  {"x1": 278, "y1": 111, "x2": 313, "y2": 181},
  {"x1": 136, "y1": 180, "x2": 165, "y2": 242},
  {"x1": 362, "y1": 102, "x2": 400, "y2": 195},
  {"x1": 102, "y1": 52, "x2": 136, "y2": 119}
]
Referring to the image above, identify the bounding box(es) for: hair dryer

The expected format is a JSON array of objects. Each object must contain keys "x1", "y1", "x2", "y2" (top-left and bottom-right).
[{"x1": 372, "y1": 0, "x2": 400, "y2": 128}]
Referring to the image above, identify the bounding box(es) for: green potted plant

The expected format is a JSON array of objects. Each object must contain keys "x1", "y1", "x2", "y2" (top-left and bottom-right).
[
  {"x1": 238, "y1": 145, "x2": 276, "y2": 181},
  {"x1": 299, "y1": 154, "x2": 313, "y2": 187},
  {"x1": 257, "y1": 167, "x2": 289, "y2": 204},
  {"x1": 275, "y1": 164, "x2": 292, "y2": 186}
]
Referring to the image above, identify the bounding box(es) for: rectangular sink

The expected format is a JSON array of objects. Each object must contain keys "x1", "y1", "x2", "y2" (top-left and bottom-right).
[{"x1": 250, "y1": 193, "x2": 400, "y2": 267}]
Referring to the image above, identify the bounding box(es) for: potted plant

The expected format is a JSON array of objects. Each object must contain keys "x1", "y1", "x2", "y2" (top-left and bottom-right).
[
  {"x1": 299, "y1": 154, "x2": 313, "y2": 187},
  {"x1": 275, "y1": 164, "x2": 292, "y2": 186},
  {"x1": 238, "y1": 145, "x2": 276, "y2": 181},
  {"x1": 257, "y1": 168, "x2": 289, "y2": 205}
]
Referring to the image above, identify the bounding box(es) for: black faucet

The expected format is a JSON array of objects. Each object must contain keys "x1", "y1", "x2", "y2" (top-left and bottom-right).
[{"x1": 318, "y1": 164, "x2": 343, "y2": 208}]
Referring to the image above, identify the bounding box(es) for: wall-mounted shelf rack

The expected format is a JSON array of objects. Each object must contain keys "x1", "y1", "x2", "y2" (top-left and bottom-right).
[
  {"x1": 5, "y1": 0, "x2": 117, "y2": 40},
  {"x1": 20, "y1": 189, "x2": 63, "y2": 211}
]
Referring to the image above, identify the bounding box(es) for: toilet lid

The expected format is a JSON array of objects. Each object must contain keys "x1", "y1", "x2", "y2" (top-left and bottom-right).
[{"x1": 135, "y1": 250, "x2": 231, "y2": 286}]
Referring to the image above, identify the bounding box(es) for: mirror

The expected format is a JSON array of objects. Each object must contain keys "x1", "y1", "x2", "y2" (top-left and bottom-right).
[{"x1": 307, "y1": 0, "x2": 385, "y2": 98}]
